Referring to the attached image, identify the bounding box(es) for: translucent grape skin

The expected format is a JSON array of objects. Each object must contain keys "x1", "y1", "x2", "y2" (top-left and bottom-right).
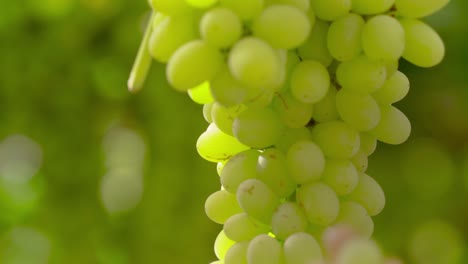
[
  {"x1": 286, "y1": 140, "x2": 326, "y2": 184},
  {"x1": 232, "y1": 107, "x2": 284, "y2": 149},
  {"x1": 167, "y1": 40, "x2": 223, "y2": 91},
  {"x1": 219, "y1": 0, "x2": 264, "y2": 21},
  {"x1": 215, "y1": 230, "x2": 236, "y2": 261},
  {"x1": 334, "y1": 201, "x2": 374, "y2": 238},
  {"x1": 297, "y1": 19, "x2": 333, "y2": 67},
  {"x1": 395, "y1": 0, "x2": 450, "y2": 18},
  {"x1": 327, "y1": 13, "x2": 365, "y2": 62},
  {"x1": 372, "y1": 71, "x2": 410, "y2": 105},
  {"x1": 336, "y1": 238, "x2": 384, "y2": 264},
  {"x1": 200, "y1": 7, "x2": 243, "y2": 48},
  {"x1": 335, "y1": 89, "x2": 381, "y2": 131},
  {"x1": 252, "y1": 5, "x2": 311, "y2": 49},
  {"x1": 296, "y1": 182, "x2": 340, "y2": 226},
  {"x1": 273, "y1": 92, "x2": 314, "y2": 129},
  {"x1": 210, "y1": 67, "x2": 249, "y2": 107},
  {"x1": 224, "y1": 213, "x2": 270, "y2": 242},
  {"x1": 311, "y1": 121, "x2": 360, "y2": 159},
  {"x1": 346, "y1": 173, "x2": 386, "y2": 216},
  {"x1": 225, "y1": 241, "x2": 249, "y2": 264},
  {"x1": 351, "y1": 0, "x2": 394, "y2": 15},
  {"x1": 271, "y1": 202, "x2": 308, "y2": 240},
  {"x1": 256, "y1": 148, "x2": 296, "y2": 198},
  {"x1": 310, "y1": 0, "x2": 351, "y2": 21},
  {"x1": 322, "y1": 159, "x2": 359, "y2": 196},
  {"x1": 228, "y1": 37, "x2": 282, "y2": 89},
  {"x1": 369, "y1": 105, "x2": 411, "y2": 145},
  {"x1": 236, "y1": 179, "x2": 280, "y2": 223},
  {"x1": 361, "y1": 15, "x2": 405, "y2": 62},
  {"x1": 188, "y1": 81, "x2": 214, "y2": 104},
  {"x1": 283, "y1": 232, "x2": 323, "y2": 264},
  {"x1": 212, "y1": 103, "x2": 246, "y2": 136},
  {"x1": 290, "y1": 60, "x2": 330, "y2": 104},
  {"x1": 400, "y1": 18, "x2": 445, "y2": 68},
  {"x1": 312, "y1": 85, "x2": 339, "y2": 123},
  {"x1": 220, "y1": 149, "x2": 259, "y2": 193},
  {"x1": 205, "y1": 190, "x2": 243, "y2": 224},
  {"x1": 336, "y1": 55, "x2": 387, "y2": 94},
  {"x1": 247, "y1": 234, "x2": 283, "y2": 264}
]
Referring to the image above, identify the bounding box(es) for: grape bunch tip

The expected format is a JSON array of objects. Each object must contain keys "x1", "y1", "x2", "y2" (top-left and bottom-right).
[{"x1": 129, "y1": 0, "x2": 450, "y2": 263}]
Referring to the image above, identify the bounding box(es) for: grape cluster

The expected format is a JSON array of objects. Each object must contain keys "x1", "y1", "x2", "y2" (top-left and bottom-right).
[{"x1": 131, "y1": 0, "x2": 449, "y2": 263}]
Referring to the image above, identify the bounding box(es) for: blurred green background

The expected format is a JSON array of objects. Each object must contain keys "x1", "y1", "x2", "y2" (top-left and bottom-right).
[{"x1": 0, "y1": 1, "x2": 467, "y2": 263}]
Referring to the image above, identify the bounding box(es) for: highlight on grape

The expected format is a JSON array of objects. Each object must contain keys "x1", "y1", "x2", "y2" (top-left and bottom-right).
[{"x1": 129, "y1": 0, "x2": 451, "y2": 263}]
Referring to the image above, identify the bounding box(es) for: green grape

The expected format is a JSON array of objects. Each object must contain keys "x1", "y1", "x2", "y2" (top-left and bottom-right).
[
  {"x1": 167, "y1": 40, "x2": 224, "y2": 91},
  {"x1": 196, "y1": 123, "x2": 249, "y2": 162},
  {"x1": 336, "y1": 238, "x2": 384, "y2": 264},
  {"x1": 266, "y1": 0, "x2": 310, "y2": 11},
  {"x1": 362, "y1": 15, "x2": 405, "y2": 62},
  {"x1": 185, "y1": 0, "x2": 218, "y2": 9},
  {"x1": 310, "y1": 0, "x2": 351, "y2": 21},
  {"x1": 210, "y1": 67, "x2": 249, "y2": 107},
  {"x1": 271, "y1": 202, "x2": 308, "y2": 240},
  {"x1": 203, "y1": 103, "x2": 214, "y2": 123},
  {"x1": 409, "y1": 220, "x2": 463, "y2": 264},
  {"x1": 297, "y1": 19, "x2": 333, "y2": 67},
  {"x1": 247, "y1": 234, "x2": 283, "y2": 264},
  {"x1": 273, "y1": 93, "x2": 314, "y2": 128},
  {"x1": 372, "y1": 71, "x2": 410, "y2": 105},
  {"x1": 351, "y1": 0, "x2": 394, "y2": 15},
  {"x1": 148, "y1": 15, "x2": 198, "y2": 63},
  {"x1": 283, "y1": 232, "x2": 323, "y2": 264},
  {"x1": 274, "y1": 127, "x2": 312, "y2": 153},
  {"x1": 311, "y1": 121, "x2": 360, "y2": 159},
  {"x1": 149, "y1": 0, "x2": 192, "y2": 15},
  {"x1": 359, "y1": 133, "x2": 377, "y2": 156},
  {"x1": 296, "y1": 182, "x2": 340, "y2": 226},
  {"x1": 200, "y1": 7, "x2": 243, "y2": 48},
  {"x1": 220, "y1": 149, "x2": 260, "y2": 193},
  {"x1": 219, "y1": 0, "x2": 264, "y2": 21},
  {"x1": 212, "y1": 103, "x2": 247, "y2": 136},
  {"x1": 335, "y1": 89, "x2": 381, "y2": 131},
  {"x1": 351, "y1": 150, "x2": 368, "y2": 172},
  {"x1": 188, "y1": 81, "x2": 214, "y2": 104},
  {"x1": 286, "y1": 140, "x2": 325, "y2": 184},
  {"x1": 215, "y1": 230, "x2": 236, "y2": 261},
  {"x1": 385, "y1": 60, "x2": 399, "y2": 77},
  {"x1": 218, "y1": 161, "x2": 226, "y2": 176},
  {"x1": 237, "y1": 179, "x2": 280, "y2": 223},
  {"x1": 369, "y1": 105, "x2": 411, "y2": 145},
  {"x1": 334, "y1": 201, "x2": 374, "y2": 238},
  {"x1": 252, "y1": 5, "x2": 311, "y2": 49},
  {"x1": 395, "y1": 0, "x2": 450, "y2": 18},
  {"x1": 400, "y1": 138, "x2": 454, "y2": 200},
  {"x1": 228, "y1": 37, "x2": 282, "y2": 89},
  {"x1": 225, "y1": 241, "x2": 249, "y2": 264},
  {"x1": 232, "y1": 107, "x2": 284, "y2": 149},
  {"x1": 400, "y1": 18, "x2": 445, "y2": 68},
  {"x1": 290, "y1": 60, "x2": 330, "y2": 104},
  {"x1": 327, "y1": 13, "x2": 364, "y2": 62},
  {"x1": 224, "y1": 213, "x2": 271, "y2": 242},
  {"x1": 205, "y1": 190, "x2": 243, "y2": 224},
  {"x1": 322, "y1": 159, "x2": 358, "y2": 196},
  {"x1": 244, "y1": 90, "x2": 276, "y2": 109},
  {"x1": 346, "y1": 173, "x2": 385, "y2": 216},
  {"x1": 336, "y1": 55, "x2": 387, "y2": 94},
  {"x1": 312, "y1": 85, "x2": 339, "y2": 123},
  {"x1": 257, "y1": 149, "x2": 296, "y2": 198}
]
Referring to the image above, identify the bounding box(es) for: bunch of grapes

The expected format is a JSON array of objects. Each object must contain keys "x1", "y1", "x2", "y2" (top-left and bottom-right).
[{"x1": 129, "y1": 0, "x2": 449, "y2": 263}]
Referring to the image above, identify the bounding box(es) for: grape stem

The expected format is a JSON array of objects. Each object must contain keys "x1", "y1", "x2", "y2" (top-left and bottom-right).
[{"x1": 127, "y1": 11, "x2": 155, "y2": 93}]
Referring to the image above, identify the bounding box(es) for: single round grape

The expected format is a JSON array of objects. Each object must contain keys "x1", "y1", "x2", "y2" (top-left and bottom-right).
[
  {"x1": 233, "y1": 107, "x2": 284, "y2": 149},
  {"x1": 237, "y1": 179, "x2": 279, "y2": 223},
  {"x1": 335, "y1": 89, "x2": 381, "y2": 131},
  {"x1": 286, "y1": 140, "x2": 325, "y2": 184},
  {"x1": 322, "y1": 159, "x2": 359, "y2": 196},
  {"x1": 310, "y1": 0, "x2": 351, "y2": 21},
  {"x1": 225, "y1": 241, "x2": 249, "y2": 264},
  {"x1": 369, "y1": 105, "x2": 411, "y2": 145},
  {"x1": 346, "y1": 173, "x2": 385, "y2": 216},
  {"x1": 200, "y1": 7, "x2": 243, "y2": 48},
  {"x1": 214, "y1": 230, "x2": 236, "y2": 261},
  {"x1": 336, "y1": 238, "x2": 384, "y2": 264},
  {"x1": 205, "y1": 190, "x2": 242, "y2": 224},
  {"x1": 224, "y1": 213, "x2": 270, "y2": 242},
  {"x1": 257, "y1": 148, "x2": 296, "y2": 198},
  {"x1": 167, "y1": 40, "x2": 223, "y2": 91},
  {"x1": 395, "y1": 0, "x2": 450, "y2": 18},
  {"x1": 372, "y1": 71, "x2": 410, "y2": 105},
  {"x1": 400, "y1": 18, "x2": 445, "y2": 68},
  {"x1": 327, "y1": 13, "x2": 364, "y2": 61},
  {"x1": 252, "y1": 5, "x2": 311, "y2": 49},
  {"x1": 273, "y1": 93, "x2": 314, "y2": 128},
  {"x1": 297, "y1": 182, "x2": 340, "y2": 226},
  {"x1": 336, "y1": 55, "x2": 387, "y2": 94},
  {"x1": 283, "y1": 232, "x2": 323, "y2": 264},
  {"x1": 290, "y1": 60, "x2": 330, "y2": 104},
  {"x1": 271, "y1": 202, "x2": 308, "y2": 240},
  {"x1": 220, "y1": 149, "x2": 260, "y2": 193},
  {"x1": 359, "y1": 133, "x2": 377, "y2": 156},
  {"x1": 311, "y1": 121, "x2": 360, "y2": 159},
  {"x1": 334, "y1": 201, "x2": 374, "y2": 238},
  {"x1": 228, "y1": 37, "x2": 282, "y2": 89},
  {"x1": 247, "y1": 234, "x2": 283, "y2": 264}
]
